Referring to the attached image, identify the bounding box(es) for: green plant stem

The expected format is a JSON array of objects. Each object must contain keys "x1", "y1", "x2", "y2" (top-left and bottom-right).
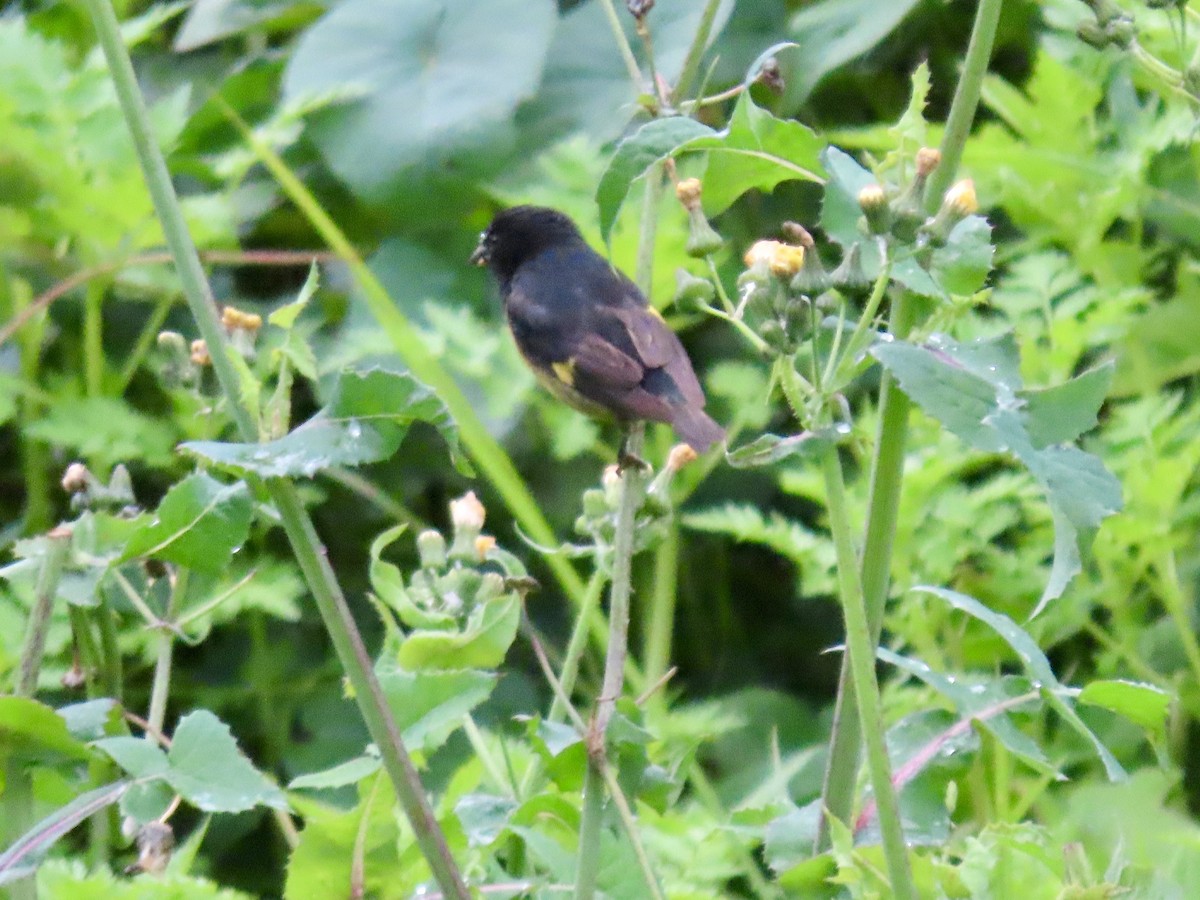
[
  {"x1": 16, "y1": 527, "x2": 70, "y2": 697},
  {"x1": 1156, "y1": 550, "x2": 1200, "y2": 687},
  {"x1": 116, "y1": 292, "x2": 174, "y2": 392},
  {"x1": 817, "y1": 290, "x2": 915, "y2": 852},
  {"x1": 84, "y1": 2, "x2": 468, "y2": 894},
  {"x1": 636, "y1": 166, "x2": 665, "y2": 293},
  {"x1": 221, "y1": 103, "x2": 588, "y2": 613},
  {"x1": 923, "y1": 0, "x2": 1003, "y2": 213},
  {"x1": 551, "y1": 571, "x2": 608, "y2": 723},
  {"x1": 83, "y1": 280, "x2": 105, "y2": 397},
  {"x1": 818, "y1": 444, "x2": 913, "y2": 900},
  {"x1": 147, "y1": 570, "x2": 187, "y2": 738},
  {"x1": 2, "y1": 269, "x2": 52, "y2": 534},
  {"x1": 576, "y1": 424, "x2": 647, "y2": 900},
  {"x1": 816, "y1": 0, "x2": 1002, "y2": 854},
  {"x1": 642, "y1": 525, "x2": 678, "y2": 714},
  {"x1": 673, "y1": 0, "x2": 723, "y2": 104},
  {"x1": 597, "y1": 0, "x2": 643, "y2": 88}
]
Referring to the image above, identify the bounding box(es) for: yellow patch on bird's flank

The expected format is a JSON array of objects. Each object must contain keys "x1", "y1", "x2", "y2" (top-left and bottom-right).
[
  {"x1": 648, "y1": 307, "x2": 666, "y2": 322},
  {"x1": 552, "y1": 359, "x2": 576, "y2": 386}
]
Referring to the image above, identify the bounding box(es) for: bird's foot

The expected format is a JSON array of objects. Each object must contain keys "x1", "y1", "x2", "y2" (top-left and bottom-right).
[{"x1": 617, "y1": 447, "x2": 651, "y2": 474}]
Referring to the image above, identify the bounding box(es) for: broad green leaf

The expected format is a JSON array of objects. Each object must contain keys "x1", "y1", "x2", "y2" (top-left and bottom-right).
[
  {"x1": 290, "y1": 754, "x2": 382, "y2": 790},
  {"x1": 268, "y1": 261, "x2": 320, "y2": 330},
  {"x1": 24, "y1": 396, "x2": 176, "y2": 470},
  {"x1": 120, "y1": 474, "x2": 251, "y2": 575},
  {"x1": 675, "y1": 94, "x2": 825, "y2": 216},
  {"x1": 930, "y1": 215, "x2": 995, "y2": 297},
  {"x1": 57, "y1": 699, "x2": 119, "y2": 742},
  {"x1": 0, "y1": 697, "x2": 93, "y2": 764},
  {"x1": 818, "y1": 145, "x2": 883, "y2": 273},
  {"x1": 764, "y1": 801, "x2": 822, "y2": 873},
  {"x1": 455, "y1": 793, "x2": 518, "y2": 848},
  {"x1": 917, "y1": 586, "x2": 1127, "y2": 782},
  {"x1": 167, "y1": 710, "x2": 288, "y2": 812},
  {"x1": 725, "y1": 429, "x2": 837, "y2": 469},
  {"x1": 1022, "y1": 363, "x2": 1114, "y2": 448},
  {"x1": 174, "y1": 0, "x2": 313, "y2": 52},
  {"x1": 1079, "y1": 679, "x2": 1171, "y2": 736},
  {"x1": 877, "y1": 647, "x2": 1058, "y2": 778},
  {"x1": 396, "y1": 594, "x2": 521, "y2": 671},
  {"x1": 596, "y1": 116, "x2": 714, "y2": 242},
  {"x1": 780, "y1": 0, "x2": 924, "y2": 111},
  {"x1": 376, "y1": 667, "x2": 496, "y2": 753},
  {"x1": 874, "y1": 336, "x2": 1121, "y2": 607},
  {"x1": 1112, "y1": 288, "x2": 1200, "y2": 395},
  {"x1": 283, "y1": 0, "x2": 556, "y2": 197},
  {"x1": 183, "y1": 367, "x2": 467, "y2": 478},
  {"x1": 93, "y1": 737, "x2": 169, "y2": 779}
]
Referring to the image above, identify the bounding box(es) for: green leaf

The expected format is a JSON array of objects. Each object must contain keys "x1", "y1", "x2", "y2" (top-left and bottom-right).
[
  {"x1": 282, "y1": 0, "x2": 556, "y2": 197},
  {"x1": 917, "y1": 586, "x2": 1127, "y2": 782},
  {"x1": 675, "y1": 94, "x2": 825, "y2": 216},
  {"x1": 1113, "y1": 288, "x2": 1200, "y2": 395},
  {"x1": 120, "y1": 474, "x2": 251, "y2": 575},
  {"x1": 1022, "y1": 363, "x2": 1114, "y2": 448},
  {"x1": 24, "y1": 396, "x2": 176, "y2": 470},
  {"x1": 0, "y1": 697, "x2": 93, "y2": 764},
  {"x1": 873, "y1": 336, "x2": 1121, "y2": 608},
  {"x1": 818, "y1": 145, "x2": 884, "y2": 276},
  {"x1": 93, "y1": 736, "x2": 170, "y2": 779},
  {"x1": 724, "y1": 429, "x2": 837, "y2": 469},
  {"x1": 1079, "y1": 679, "x2": 1171, "y2": 736},
  {"x1": 455, "y1": 793, "x2": 518, "y2": 848},
  {"x1": 289, "y1": 754, "x2": 382, "y2": 790},
  {"x1": 166, "y1": 710, "x2": 288, "y2": 812},
  {"x1": 183, "y1": 366, "x2": 468, "y2": 478},
  {"x1": 57, "y1": 699, "x2": 119, "y2": 742},
  {"x1": 269, "y1": 261, "x2": 320, "y2": 330},
  {"x1": 930, "y1": 215, "x2": 995, "y2": 297},
  {"x1": 779, "y1": 0, "x2": 924, "y2": 111},
  {"x1": 396, "y1": 593, "x2": 521, "y2": 671},
  {"x1": 376, "y1": 667, "x2": 496, "y2": 754},
  {"x1": 596, "y1": 116, "x2": 714, "y2": 243},
  {"x1": 174, "y1": 0, "x2": 312, "y2": 52}
]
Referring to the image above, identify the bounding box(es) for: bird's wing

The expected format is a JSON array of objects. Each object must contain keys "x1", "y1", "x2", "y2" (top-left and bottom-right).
[
  {"x1": 601, "y1": 306, "x2": 706, "y2": 408},
  {"x1": 570, "y1": 332, "x2": 645, "y2": 388}
]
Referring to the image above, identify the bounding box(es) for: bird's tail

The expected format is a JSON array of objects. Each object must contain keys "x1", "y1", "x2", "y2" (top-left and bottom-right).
[{"x1": 669, "y1": 404, "x2": 725, "y2": 453}]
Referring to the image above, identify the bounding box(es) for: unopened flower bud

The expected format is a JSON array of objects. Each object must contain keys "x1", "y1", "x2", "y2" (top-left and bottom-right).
[
  {"x1": 666, "y1": 443, "x2": 698, "y2": 472},
  {"x1": 474, "y1": 534, "x2": 496, "y2": 561},
  {"x1": 450, "y1": 491, "x2": 486, "y2": 532},
  {"x1": 582, "y1": 488, "x2": 608, "y2": 519},
  {"x1": 190, "y1": 339, "x2": 210, "y2": 367},
  {"x1": 674, "y1": 268, "x2": 716, "y2": 313},
  {"x1": 686, "y1": 207, "x2": 724, "y2": 258},
  {"x1": 157, "y1": 331, "x2": 186, "y2": 353},
  {"x1": 943, "y1": 179, "x2": 978, "y2": 217},
  {"x1": 416, "y1": 529, "x2": 447, "y2": 568},
  {"x1": 781, "y1": 221, "x2": 815, "y2": 249},
  {"x1": 757, "y1": 56, "x2": 785, "y2": 94},
  {"x1": 915, "y1": 147, "x2": 941, "y2": 178},
  {"x1": 626, "y1": 0, "x2": 653, "y2": 19},
  {"x1": 61, "y1": 462, "x2": 91, "y2": 494},
  {"x1": 675, "y1": 178, "x2": 703, "y2": 211},
  {"x1": 857, "y1": 184, "x2": 891, "y2": 235},
  {"x1": 830, "y1": 244, "x2": 870, "y2": 291},
  {"x1": 221, "y1": 306, "x2": 263, "y2": 333}
]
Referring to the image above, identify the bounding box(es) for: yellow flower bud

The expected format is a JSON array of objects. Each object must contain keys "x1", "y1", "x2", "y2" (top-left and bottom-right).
[
  {"x1": 474, "y1": 535, "x2": 497, "y2": 561},
  {"x1": 190, "y1": 339, "x2": 211, "y2": 366},
  {"x1": 769, "y1": 244, "x2": 806, "y2": 279},
  {"x1": 675, "y1": 177, "x2": 703, "y2": 211},
  {"x1": 449, "y1": 491, "x2": 486, "y2": 531},
  {"x1": 915, "y1": 147, "x2": 942, "y2": 178},
  {"x1": 221, "y1": 306, "x2": 263, "y2": 332},
  {"x1": 666, "y1": 443, "x2": 698, "y2": 472},
  {"x1": 944, "y1": 179, "x2": 978, "y2": 216}
]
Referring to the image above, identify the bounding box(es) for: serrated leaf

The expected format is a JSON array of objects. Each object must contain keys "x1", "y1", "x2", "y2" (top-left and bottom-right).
[
  {"x1": 269, "y1": 262, "x2": 319, "y2": 330},
  {"x1": 916, "y1": 586, "x2": 1127, "y2": 782},
  {"x1": 94, "y1": 737, "x2": 170, "y2": 779},
  {"x1": 596, "y1": 116, "x2": 714, "y2": 242},
  {"x1": 1022, "y1": 363, "x2": 1114, "y2": 448},
  {"x1": 674, "y1": 94, "x2": 825, "y2": 216},
  {"x1": 455, "y1": 793, "x2": 517, "y2": 848},
  {"x1": 183, "y1": 366, "x2": 468, "y2": 478},
  {"x1": 873, "y1": 336, "x2": 1121, "y2": 607},
  {"x1": 1079, "y1": 679, "x2": 1171, "y2": 736},
  {"x1": 725, "y1": 429, "x2": 837, "y2": 468},
  {"x1": 818, "y1": 145, "x2": 884, "y2": 278},
  {"x1": 376, "y1": 667, "x2": 495, "y2": 754},
  {"x1": 120, "y1": 474, "x2": 251, "y2": 575},
  {"x1": 396, "y1": 593, "x2": 521, "y2": 671},
  {"x1": 167, "y1": 710, "x2": 288, "y2": 812},
  {"x1": 58, "y1": 699, "x2": 119, "y2": 742}
]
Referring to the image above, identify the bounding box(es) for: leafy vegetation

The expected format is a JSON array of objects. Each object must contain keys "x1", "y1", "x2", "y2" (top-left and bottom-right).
[{"x1": 2, "y1": 0, "x2": 1199, "y2": 897}]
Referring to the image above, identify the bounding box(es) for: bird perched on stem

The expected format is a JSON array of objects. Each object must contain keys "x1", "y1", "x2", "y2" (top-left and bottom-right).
[{"x1": 470, "y1": 206, "x2": 724, "y2": 459}]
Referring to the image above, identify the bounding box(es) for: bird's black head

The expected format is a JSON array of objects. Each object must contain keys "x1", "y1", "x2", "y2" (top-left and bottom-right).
[{"x1": 470, "y1": 206, "x2": 584, "y2": 283}]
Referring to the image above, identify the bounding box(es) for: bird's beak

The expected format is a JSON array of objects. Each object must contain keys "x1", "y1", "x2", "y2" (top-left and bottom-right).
[{"x1": 469, "y1": 243, "x2": 488, "y2": 267}]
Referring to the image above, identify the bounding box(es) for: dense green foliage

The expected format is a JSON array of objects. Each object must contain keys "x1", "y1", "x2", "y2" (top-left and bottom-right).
[{"x1": 2, "y1": 0, "x2": 1200, "y2": 897}]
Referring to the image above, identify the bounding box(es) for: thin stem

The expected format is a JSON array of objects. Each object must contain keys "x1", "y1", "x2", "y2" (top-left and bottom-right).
[
  {"x1": 636, "y1": 166, "x2": 665, "y2": 293},
  {"x1": 147, "y1": 570, "x2": 187, "y2": 738},
  {"x1": 818, "y1": 0, "x2": 1004, "y2": 853},
  {"x1": 597, "y1": 0, "x2": 644, "y2": 89},
  {"x1": 84, "y1": 281, "x2": 105, "y2": 397},
  {"x1": 705, "y1": 257, "x2": 736, "y2": 314},
  {"x1": 831, "y1": 256, "x2": 892, "y2": 386},
  {"x1": 116, "y1": 293, "x2": 174, "y2": 392},
  {"x1": 673, "y1": 0, "x2": 723, "y2": 104},
  {"x1": 83, "y1": 2, "x2": 468, "y2": 894},
  {"x1": 95, "y1": 597, "x2": 123, "y2": 698},
  {"x1": 923, "y1": 0, "x2": 1003, "y2": 213},
  {"x1": 576, "y1": 424, "x2": 647, "y2": 900},
  {"x1": 1156, "y1": 550, "x2": 1200, "y2": 687},
  {"x1": 819, "y1": 446, "x2": 913, "y2": 899},
  {"x1": 642, "y1": 525, "x2": 678, "y2": 713},
  {"x1": 551, "y1": 572, "x2": 608, "y2": 723},
  {"x1": 16, "y1": 527, "x2": 71, "y2": 697}
]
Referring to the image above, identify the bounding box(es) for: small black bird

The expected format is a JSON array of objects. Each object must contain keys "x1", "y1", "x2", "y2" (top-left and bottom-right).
[{"x1": 471, "y1": 206, "x2": 724, "y2": 453}]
